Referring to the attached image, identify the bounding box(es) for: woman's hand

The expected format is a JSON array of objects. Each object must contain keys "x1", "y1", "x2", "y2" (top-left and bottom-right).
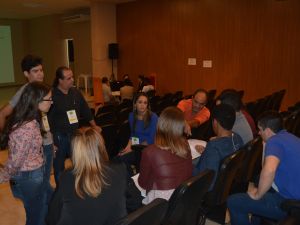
[{"x1": 118, "y1": 146, "x2": 132, "y2": 156}]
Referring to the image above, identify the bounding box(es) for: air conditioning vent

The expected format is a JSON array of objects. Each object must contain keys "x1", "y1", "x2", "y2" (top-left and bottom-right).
[{"x1": 62, "y1": 14, "x2": 90, "y2": 23}]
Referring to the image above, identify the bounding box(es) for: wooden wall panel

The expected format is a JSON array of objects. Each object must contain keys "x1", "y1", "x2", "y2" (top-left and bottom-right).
[{"x1": 116, "y1": 0, "x2": 300, "y2": 109}]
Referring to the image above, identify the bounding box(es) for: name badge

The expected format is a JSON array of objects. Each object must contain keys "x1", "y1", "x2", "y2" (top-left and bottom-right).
[
  {"x1": 42, "y1": 115, "x2": 50, "y2": 132},
  {"x1": 131, "y1": 137, "x2": 140, "y2": 145},
  {"x1": 67, "y1": 110, "x2": 78, "y2": 124}
]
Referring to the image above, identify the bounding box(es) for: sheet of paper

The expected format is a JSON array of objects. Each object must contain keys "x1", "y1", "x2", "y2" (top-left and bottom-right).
[
  {"x1": 131, "y1": 173, "x2": 146, "y2": 197},
  {"x1": 188, "y1": 139, "x2": 207, "y2": 159}
]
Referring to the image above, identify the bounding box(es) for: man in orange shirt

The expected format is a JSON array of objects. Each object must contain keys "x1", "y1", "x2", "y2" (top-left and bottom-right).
[{"x1": 177, "y1": 88, "x2": 210, "y2": 135}]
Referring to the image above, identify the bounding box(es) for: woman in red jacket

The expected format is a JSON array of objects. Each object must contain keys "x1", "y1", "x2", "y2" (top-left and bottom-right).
[{"x1": 138, "y1": 106, "x2": 193, "y2": 204}]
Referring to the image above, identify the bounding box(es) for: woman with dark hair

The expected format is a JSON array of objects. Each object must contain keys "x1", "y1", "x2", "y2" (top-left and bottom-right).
[
  {"x1": 0, "y1": 82, "x2": 52, "y2": 225},
  {"x1": 138, "y1": 106, "x2": 193, "y2": 204},
  {"x1": 46, "y1": 127, "x2": 127, "y2": 225},
  {"x1": 119, "y1": 92, "x2": 158, "y2": 155}
]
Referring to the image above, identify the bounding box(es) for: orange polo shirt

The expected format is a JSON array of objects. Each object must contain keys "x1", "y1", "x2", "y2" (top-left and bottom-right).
[{"x1": 177, "y1": 99, "x2": 210, "y2": 125}]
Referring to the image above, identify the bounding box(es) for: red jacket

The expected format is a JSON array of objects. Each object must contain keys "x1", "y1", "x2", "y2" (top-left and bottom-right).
[{"x1": 138, "y1": 144, "x2": 192, "y2": 191}]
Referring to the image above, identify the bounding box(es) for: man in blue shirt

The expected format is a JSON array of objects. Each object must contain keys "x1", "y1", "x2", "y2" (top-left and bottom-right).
[{"x1": 228, "y1": 111, "x2": 300, "y2": 225}]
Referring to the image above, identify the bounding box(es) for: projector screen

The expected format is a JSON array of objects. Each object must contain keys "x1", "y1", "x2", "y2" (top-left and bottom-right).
[{"x1": 0, "y1": 25, "x2": 15, "y2": 84}]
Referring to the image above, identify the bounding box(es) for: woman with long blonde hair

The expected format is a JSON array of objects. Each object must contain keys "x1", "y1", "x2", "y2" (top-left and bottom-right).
[
  {"x1": 138, "y1": 106, "x2": 192, "y2": 204},
  {"x1": 47, "y1": 127, "x2": 127, "y2": 225}
]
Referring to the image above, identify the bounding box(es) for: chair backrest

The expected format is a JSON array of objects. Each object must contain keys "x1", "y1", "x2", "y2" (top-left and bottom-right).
[
  {"x1": 119, "y1": 99, "x2": 133, "y2": 110},
  {"x1": 96, "y1": 104, "x2": 115, "y2": 116},
  {"x1": 207, "y1": 89, "x2": 217, "y2": 101},
  {"x1": 245, "y1": 137, "x2": 263, "y2": 182},
  {"x1": 232, "y1": 137, "x2": 263, "y2": 193},
  {"x1": 101, "y1": 123, "x2": 119, "y2": 159},
  {"x1": 162, "y1": 169, "x2": 215, "y2": 225},
  {"x1": 117, "y1": 107, "x2": 132, "y2": 125},
  {"x1": 117, "y1": 120, "x2": 131, "y2": 150},
  {"x1": 204, "y1": 149, "x2": 246, "y2": 206},
  {"x1": 238, "y1": 90, "x2": 245, "y2": 99},
  {"x1": 171, "y1": 91, "x2": 183, "y2": 106},
  {"x1": 273, "y1": 89, "x2": 286, "y2": 111},
  {"x1": 95, "y1": 112, "x2": 116, "y2": 126},
  {"x1": 131, "y1": 144, "x2": 147, "y2": 173},
  {"x1": 115, "y1": 198, "x2": 168, "y2": 225},
  {"x1": 147, "y1": 90, "x2": 156, "y2": 99}
]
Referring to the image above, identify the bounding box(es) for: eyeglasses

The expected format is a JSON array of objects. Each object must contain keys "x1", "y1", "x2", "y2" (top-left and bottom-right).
[
  {"x1": 42, "y1": 98, "x2": 53, "y2": 102},
  {"x1": 192, "y1": 99, "x2": 206, "y2": 107}
]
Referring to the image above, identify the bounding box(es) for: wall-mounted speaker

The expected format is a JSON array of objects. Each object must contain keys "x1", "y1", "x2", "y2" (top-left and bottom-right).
[{"x1": 108, "y1": 43, "x2": 118, "y2": 59}]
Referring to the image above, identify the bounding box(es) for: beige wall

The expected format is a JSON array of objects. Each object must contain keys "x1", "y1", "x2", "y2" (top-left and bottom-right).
[
  {"x1": 62, "y1": 21, "x2": 92, "y2": 79},
  {"x1": 91, "y1": 2, "x2": 117, "y2": 79},
  {"x1": 90, "y1": 2, "x2": 117, "y2": 103},
  {"x1": 0, "y1": 19, "x2": 29, "y2": 84},
  {"x1": 0, "y1": 19, "x2": 29, "y2": 106},
  {"x1": 28, "y1": 15, "x2": 66, "y2": 85},
  {"x1": 0, "y1": 15, "x2": 93, "y2": 105}
]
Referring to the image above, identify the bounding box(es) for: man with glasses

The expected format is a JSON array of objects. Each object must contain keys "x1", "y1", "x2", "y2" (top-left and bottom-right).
[{"x1": 177, "y1": 88, "x2": 210, "y2": 136}]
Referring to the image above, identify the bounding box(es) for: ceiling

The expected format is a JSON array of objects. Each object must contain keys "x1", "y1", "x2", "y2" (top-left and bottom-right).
[{"x1": 0, "y1": 0, "x2": 133, "y2": 19}]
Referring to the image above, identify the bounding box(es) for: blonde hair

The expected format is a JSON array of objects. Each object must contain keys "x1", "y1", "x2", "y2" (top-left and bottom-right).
[
  {"x1": 155, "y1": 107, "x2": 190, "y2": 158},
  {"x1": 71, "y1": 127, "x2": 109, "y2": 199}
]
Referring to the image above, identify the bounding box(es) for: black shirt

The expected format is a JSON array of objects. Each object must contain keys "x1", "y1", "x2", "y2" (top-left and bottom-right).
[
  {"x1": 48, "y1": 87, "x2": 93, "y2": 134},
  {"x1": 46, "y1": 163, "x2": 127, "y2": 225}
]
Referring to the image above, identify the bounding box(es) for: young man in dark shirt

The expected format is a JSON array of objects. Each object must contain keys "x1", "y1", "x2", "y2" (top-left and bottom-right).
[{"x1": 193, "y1": 104, "x2": 244, "y2": 188}]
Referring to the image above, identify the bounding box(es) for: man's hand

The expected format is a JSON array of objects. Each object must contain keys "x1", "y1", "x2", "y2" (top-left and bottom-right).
[
  {"x1": 247, "y1": 185, "x2": 260, "y2": 200},
  {"x1": 195, "y1": 145, "x2": 205, "y2": 154},
  {"x1": 184, "y1": 122, "x2": 192, "y2": 136}
]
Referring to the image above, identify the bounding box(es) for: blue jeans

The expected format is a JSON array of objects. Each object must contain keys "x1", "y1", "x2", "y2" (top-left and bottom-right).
[
  {"x1": 43, "y1": 144, "x2": 54, "y2": 202},
  {"x1": 227, "y1": 191, "x2": 287, "y2": 225},
  {"x1": 53, "y1": 133, "x2": 72, "y2": 184},
  {"x1": 10, "y1": 166, "x2": 47, "y2": 225}
]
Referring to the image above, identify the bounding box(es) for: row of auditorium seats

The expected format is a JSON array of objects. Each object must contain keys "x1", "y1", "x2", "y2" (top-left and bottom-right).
[
  {"x1": 282, "y1": 102, "x2": 300, "y2": 138},
  {"x1": 245, "y1": 89, "x2": 286, "y2": 122}
]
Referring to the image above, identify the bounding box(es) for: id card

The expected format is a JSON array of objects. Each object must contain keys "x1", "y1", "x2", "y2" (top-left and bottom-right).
[
  {"x1": 131, "y1": 137, "x2": 140, "y2": 145},
  {"x1": 42, "y1": 115, "x2": 50, "y2": 132},
  {"x1": 67, "y1": 110, "x2": 78, "y2": 124}
]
